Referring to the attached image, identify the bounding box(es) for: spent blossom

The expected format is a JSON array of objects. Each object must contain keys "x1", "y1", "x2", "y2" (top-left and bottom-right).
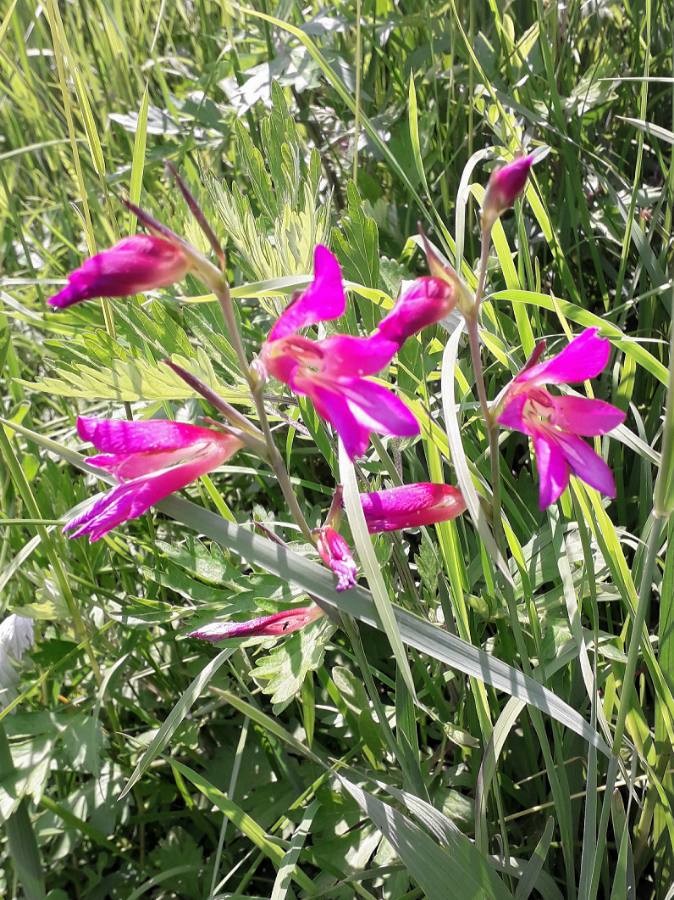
[
  {"x1": 189, "y1": 605, "x2": 323, "y2": 642},
  {"x1": 261, "y1": 245, "x2": 419, "y2": 459},
  {"x1": 314, "y1": 526, "x2": 358, "y2": 591},
  {"x1": 48, "y1": 235, "x2": 190, "y2": 309},
  {"x1": 497, "y1": 328, "x2": 625, "y2": 508},
  {"x1": 64, "y1": 417, "x2": 241, "y2": 541}
]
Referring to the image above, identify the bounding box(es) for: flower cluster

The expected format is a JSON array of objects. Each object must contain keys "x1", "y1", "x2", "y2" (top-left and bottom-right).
[{"x1": 48, "y1": 152, "x2": 625, "y2": 644}]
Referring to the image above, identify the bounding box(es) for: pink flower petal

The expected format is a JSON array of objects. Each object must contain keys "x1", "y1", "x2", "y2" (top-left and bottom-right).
[
  {"x1": 532, "y1": 433, "x2": 570, "y2": 508},
  {"x1": 319, "y1": 334, "x2": 399, "y2": 378},
  {"x1": 517, "y1": 328, "x2": 610, "y2": 386},
  {"x1": 268, "y1": 245, "x2": 345, "y2": 341},
  {"x1": 341, "y1": 379, "x2": 420, "y2": 440},
  {"x1": 359, "y1": 483, "x2": 466, "y2": 532},
  {"x1": 48, "y1": 236, "x2": 189, "y2": 308},
  {"x1": 552, "y1": 396, "x2": 625, "y2": 436},
  {"x1": 497, "y1": 394, "x2": 528, "y2": 432},
  {"x1": 302, "y1": 379, "x2": 371, "y2": 459},
  {"x1": 554, "y1": 432, "x2": 616, "y2": 498},
  {"x1": 77, "y1": 417, "x2": 223, "y2": 453}
]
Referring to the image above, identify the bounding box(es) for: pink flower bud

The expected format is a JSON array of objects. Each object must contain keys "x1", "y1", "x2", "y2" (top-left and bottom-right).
[
  {"x1": 188, "y1": 605, "x2": 323, "y2": 642},
  {"x1": 378, "y1": 276, "x2": 456, "y2": 345},
  {"x1": 315, "y1": 527, "x2": 358, "y2": 591},
  {"x1": 359, "y1": 483, "x2": 466, "y2": 532},
  {"x1": 483, "y1": 154, "x2": 536, "y2": 227},
  {"x1": 48, "y1": 235, "x2": 190, "y2": 308}
]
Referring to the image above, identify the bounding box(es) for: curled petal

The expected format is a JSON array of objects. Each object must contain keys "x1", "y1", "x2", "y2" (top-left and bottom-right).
[
  {"x1": 189, "y1": 605, "x2": 323, "y2": 642},
  {"x1": 532, "y1": 432, "x2": 570, "y2": 508},
  {"x1": 48, "y1": 235, "x2": 190, "y2": 308},
  {"x1": 359, "y1": 483, "x2": 466, "y2": 532},
  {"x1": 268, "y1": 245, "x2": 345, "y2": 341},
  {"x1": 554, "y1": 432, "x2": 617, "y2": 498},
  {"x1": 552, "y1": 396, "x2": 625, "y2": 436},
  {"x1": 315, "y1": 527, "x2": 358, "y2": 591},
  {"x1": 517, "y1": 328, "x2": 611, "y2": 386}
]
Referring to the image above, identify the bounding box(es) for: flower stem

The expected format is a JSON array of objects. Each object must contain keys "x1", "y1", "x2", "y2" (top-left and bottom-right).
[
  {"x1": 465, "y1": 224, "x2": 504, "y2": 541},
  {"x1": 215, "y1": 282, "x2": 314, "y2": 544}
]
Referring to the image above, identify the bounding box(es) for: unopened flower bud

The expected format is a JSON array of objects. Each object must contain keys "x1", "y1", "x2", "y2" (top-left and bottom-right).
[
  {"x1": 48, "y1": 235, "x2": 190, "y2": 309},
  {"x1": 482, "y1": 154, "x2": 536, "y2": 229},
  {"x1": 189, "y1": 605, "x2": 323, "y2": 642},
  {"x1": 378, "y1": 276, "x2": 456, "y2": 345}
]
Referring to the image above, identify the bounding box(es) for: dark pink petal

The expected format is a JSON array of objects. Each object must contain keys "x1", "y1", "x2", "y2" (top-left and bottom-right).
[
  {"x1": 77, "y1": 416, "x2": 223, "y2": 453},
  {"x1": 359, "y1": 483, "x2": 466, "y2": 532},
  {"x1": 497, "y1": 393, "x2": 529, "y2": 432},
  {"x1": 377, "y1": 276, "x2": 456, "y2": 345},
  {"x1": 555, "y1": 432, "x2": 617, "y2": 498},
  {"x1": 86, "y1": 447, "x2": 193, "y2": 480},
  {"x1": 298, "y1": 377, "x2": 371, "y2": 459},
  {"x1": 189, "y1": 605, "x2": 323, "y2": 642},
  {"x1": 517, "y1": 328, "x2": 610, "y2": 386},
  {"x1": 318, "y1": 334, "x2": 399, "y2": 378},
  {"x1": 552, "y1": 396, "x2": 625, "y2": 436},
  {"x1": 65, "y1": 441, "x2": 237, "y2": 541},
  {"x1": 48, "y1": 236, "x2": 189, "y2": 308},
  {"x1": 342, "y1": 379, "x2": 419, "y2": 440},
  {"x1": 268, "y1": 245, "x2": 345, "y2": 341},
  {"x1": 315, "y1": 527, "x2": 358, "y2": 591},
  {"x1": 532, "y1": 432, "x2": 570, "y2": 508}
]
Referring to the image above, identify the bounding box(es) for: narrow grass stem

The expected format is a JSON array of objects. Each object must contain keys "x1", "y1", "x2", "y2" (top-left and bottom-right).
[
  {"x1": 612, "y1": 513, "x2": 665, "y2": 753},
  {"x1": 215, "y1": 284, "x2": 314, "y2": 544}
]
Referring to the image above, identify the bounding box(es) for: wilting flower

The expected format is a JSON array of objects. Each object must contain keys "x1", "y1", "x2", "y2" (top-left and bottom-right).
[
  {"x1": 314, "y1": 526, "x2": 358, "y2": 591},
  {"x1": 497, "y1": 328, "x2": 625, "y2": 508},
  {"x1": 48, "y1": 235, "x2": 190, "y2": 309},
  {"x1": 261, "y1": 245, "x2": 419, "y2": 459},
  {"x1": 378, "y1": 276, "x2": 456, "y2": 345},
  {"x1": 483, "y1": 154, "x2": 536, "y2": 227},
  {"x1": 65, "y1": 417, "x2": 241, "y2": 541},
  {"x1": 0, "y1": 614, "x2": 35, "y2": 709},
  {"x1": 189, "y1": 605, "x2": 323, "y2": 642},
  {"x1": 359, "y1": 483, "x2": 466, "y2": 532}
]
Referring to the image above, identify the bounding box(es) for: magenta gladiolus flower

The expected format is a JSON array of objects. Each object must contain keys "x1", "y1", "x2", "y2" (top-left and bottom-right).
[
  {"x1": 315, "y1": 526, "x2": 358, "y2": 591},
  {"x1": 48, "y1": 235, "x2": 190, "y2": 308},
  {"x1": 189, "y1": 605, "x2": 323, "y2": 642},
  {"x1": 377, "y1": 276, "x2": 456, "y2": 345},
  {"x1": 64, "y1": 417, "x2": 241, "y2": 541},
  {"x1": 261, "y1": 245, "x2": 419, "y2": 459},
  {"x1": 359, "y1": 483, "x2": 467, "y2": 532},
  {"x1": 497, "y1": 328, "x2": 625, "y2": 509}
]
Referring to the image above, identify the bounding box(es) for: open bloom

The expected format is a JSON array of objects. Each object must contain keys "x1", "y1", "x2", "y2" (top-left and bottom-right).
[
  {"x1": 261, "y1": 245, "x2": 419, "y2": 459},
  {"x1": 377, "y1": 276, "x2": 456, "y2": 345},
  {"x1": 359, "y1": 483, "x2": 466, "y2": 532},
  {"x1": 497, "y1": 328, "x2": 625, "y2": 508},
  {"x1": 189, "y1": 605, "x2": 323, "y2": 642},
  {"x1": 48, "y1": 235, "x2": 190, "y2": 308},
  {"x1": 314, "y1": 526, "x2": 358, "y2": 591},
  {"x1": 65, "y1": 417, "x2": 241, "y2": 541}
]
